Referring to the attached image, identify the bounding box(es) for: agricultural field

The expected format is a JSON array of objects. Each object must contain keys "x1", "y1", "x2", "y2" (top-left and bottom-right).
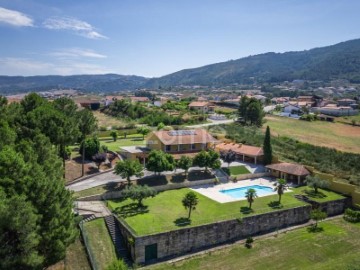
[
  {"x1": 107, "y1": 187, "x2": 343, "y2": 236},
  {"x1": 93, "y1": 110, "x2": 128, "y2": 129},
  {"x1": 148, "y1": 218, "x2": 360, "y2": 270},
  {"x1": 264, "y1": 115, "x2": 360, "y2": 153}
]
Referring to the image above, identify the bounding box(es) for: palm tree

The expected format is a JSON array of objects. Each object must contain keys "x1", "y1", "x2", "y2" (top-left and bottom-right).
[
  {"x1": 182, "y1": 192, "x2": 199, "y2": 219},
  {"x1": 245, "y1": 188, "x2": 258, "y2": 209},
  {"x1": 273, "y1": 178, "x2": 289, "y2": 204}
]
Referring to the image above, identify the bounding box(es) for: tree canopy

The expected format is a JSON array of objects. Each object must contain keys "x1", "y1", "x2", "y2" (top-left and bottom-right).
[
  {"x1": 0, "y1": 94, "x2": 77, "y2": 269},
  {"x1": 146, "y1": 150, "x2": 175, "y2": 175}
]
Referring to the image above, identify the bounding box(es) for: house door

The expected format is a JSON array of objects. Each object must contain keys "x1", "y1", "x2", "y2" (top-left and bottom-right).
[{"x1": 145, "y1": 243, "x2": 158, "y2": 262}]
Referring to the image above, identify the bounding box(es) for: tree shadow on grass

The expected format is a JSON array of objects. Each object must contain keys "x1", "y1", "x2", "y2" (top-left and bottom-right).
[
  {"x1": 170, "y1": 173, "x2": 186, "y2": 183},
  {"x1": 137, "y1": 175, "x2": 168, "y2": 186},
  {"x1": 114, "y1": 203, "x2": 149, "y2": 218},
  {"x1": 304, "y1": 189, "x2": 327, "y2": 199},
  {"x1": 131, "y1": 138, "x2": 144, "y2": 142},
  {"x1": 104, "y1": 181, "x2": 126, "y2": 192},
  {"x1": 188, "y1": 170, "x2": 214, "y2": 182},
  {"x1": 240, "y1": 206, "x2": 253, "y2": 214},
  {"x1": 307, "y1": 226, "x2": 324, "y2": 233},
  {"x1": 174, "y1": 217, "x2": 191, "y2": 227},
  {"x1": 268, "y1": 201, "x2": 283, "y2": 209}
]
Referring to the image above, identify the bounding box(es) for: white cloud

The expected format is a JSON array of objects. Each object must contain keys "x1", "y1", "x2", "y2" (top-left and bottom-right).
[
  {"x1": 43, "y1": 16, "x2": 107, "y2": 39},
  {"x1": 0, "y1": 57, "x2": 112, "y2": 76},
  {"x1": 51, "y1": 48, "x2": 107, "y2": 59},
  {"x1": 0, "y1": 7, "x2": 33, "y2": 27}
]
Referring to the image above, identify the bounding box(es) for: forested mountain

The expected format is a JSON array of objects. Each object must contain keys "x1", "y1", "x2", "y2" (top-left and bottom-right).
[
  {"x1": 2, "y1": 38, "x2": 360, "y2": 94},
  {"x1": 145, "y1": 38, "x2": 360, "y2": 87},
  {"x1": 0, "y1": 74, "x2": 148, "y2": 94}
]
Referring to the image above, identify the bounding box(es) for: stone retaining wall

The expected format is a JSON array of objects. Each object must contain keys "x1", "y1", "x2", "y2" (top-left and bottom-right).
[{"x1": 118, "y1": 205, "x2": 312, "y2": 264}]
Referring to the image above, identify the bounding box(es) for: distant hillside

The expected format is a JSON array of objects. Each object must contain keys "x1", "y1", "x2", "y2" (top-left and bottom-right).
[
  {"x1": 2, "y1": 38, "x2": 360, "y2": 94},
  {"x1": 145, "y1": 38, "x2": 360, "y2": 87},
  {"x1": 0, "y1": 74, "x2": 148, "y2": 95}
]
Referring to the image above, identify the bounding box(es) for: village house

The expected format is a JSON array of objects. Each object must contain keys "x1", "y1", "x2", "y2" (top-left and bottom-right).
[
  {"x1": 265, "y1": 162, "x2": 310, "y2": 185},
  {"x1": 188, "y1": 101, "x2": 215, "y2": 113}
]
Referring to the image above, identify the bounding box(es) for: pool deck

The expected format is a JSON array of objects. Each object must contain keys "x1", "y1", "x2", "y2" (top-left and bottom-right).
[{"x1": 191, "y1": 177, "x2": 292, "y2": 203}]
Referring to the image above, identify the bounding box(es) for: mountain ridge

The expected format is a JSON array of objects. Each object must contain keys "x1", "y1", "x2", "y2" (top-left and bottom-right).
[{"x1": 2, "y1": 38, "x2": 360, "y2": 94}]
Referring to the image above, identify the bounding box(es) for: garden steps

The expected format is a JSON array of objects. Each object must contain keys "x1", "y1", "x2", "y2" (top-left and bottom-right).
[{"x1": 104, "y1": 215, "x2": 132, "y2": 265}]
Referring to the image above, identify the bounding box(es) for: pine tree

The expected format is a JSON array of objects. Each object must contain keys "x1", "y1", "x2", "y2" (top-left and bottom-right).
[{"x1": 263, "y1": 126, "x2": 272, "y2": 165}]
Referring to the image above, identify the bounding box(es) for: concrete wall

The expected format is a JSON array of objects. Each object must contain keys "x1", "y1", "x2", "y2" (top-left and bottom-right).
[{"x1": 124, "y1": 205, "x2": 312, "y2": 264}]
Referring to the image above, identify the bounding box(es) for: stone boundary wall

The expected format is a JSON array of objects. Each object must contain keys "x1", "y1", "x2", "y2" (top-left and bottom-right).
[
  {"x1": 77, "y1": 178, "x2": 216, "y2": 201},
  {"x1": 312, "y1": 197, "x2": 351, "y2": 216},
  {"x1": 118, "y1": 205, "x2": 312, "y2": 264}
]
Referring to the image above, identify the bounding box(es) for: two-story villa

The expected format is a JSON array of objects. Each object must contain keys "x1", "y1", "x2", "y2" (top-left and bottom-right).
[{"x1": 120, "y1": 129, "x2": 218, "y2": 164}]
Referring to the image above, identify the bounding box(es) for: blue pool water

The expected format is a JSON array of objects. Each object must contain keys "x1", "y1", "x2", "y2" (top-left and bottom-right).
[{"x1": 220, "y1": 185, "x2": 274, "y2": 199}]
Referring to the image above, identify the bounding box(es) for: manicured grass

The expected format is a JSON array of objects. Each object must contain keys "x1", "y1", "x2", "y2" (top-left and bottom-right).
[
  {"x1": 264, "y1": 115, "x2": 360, "y2": 153},
  {"x1": 223, "y1": 165, "x2": 251, "y2": 176},
  {"x1": 82, "y1": 218, "x2": 117, "y2": 270},
  {"x1": 100, "y1": 134, "x2": 145, "y2": 152},
  {"x1": 108, "y1": 188, "x2": 308, "y2": 236},
  {"x1": 295, "y1": 186, "x2": 346, "y2": 202},
  {"x1": 148, "y1": 218, "x2": 360, "y2": 270}
]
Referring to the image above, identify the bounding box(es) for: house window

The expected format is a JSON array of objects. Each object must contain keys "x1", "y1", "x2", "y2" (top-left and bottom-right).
[
  {"x1": 166, "y1": 145, "x2": 171, "y2": 152},
  {"x1": 191, "y1": 144, "x2": 196, "y2": 150}
]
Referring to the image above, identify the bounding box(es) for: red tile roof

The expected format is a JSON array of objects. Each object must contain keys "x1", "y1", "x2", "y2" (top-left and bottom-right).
[
  {"x1": 152, "y1": 129, "x2": 218, "y2": 145},
  {"x1": 216, "y1": 142, "x2": 263, "y2": 157},
  {"x1": 266, "y1": 162, "x2": 310, "y2": 176}
]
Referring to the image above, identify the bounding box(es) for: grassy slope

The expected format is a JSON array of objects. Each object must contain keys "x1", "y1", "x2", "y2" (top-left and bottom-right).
[
  {"x1": 148, "y1": 218, "x2": 360, "y2": 270},
  {"x1": 83, "y1": 218, "x2": 117, "y2": 270},
  {"x1": 64, "y1": 237, "x2": 91, "y2": 270},
  {"x1": 108, "y1": 187, "x2": 344, "y2": 236},
  {"x1": 264, "y1": 115, "x2": 360, "y2": 153}
]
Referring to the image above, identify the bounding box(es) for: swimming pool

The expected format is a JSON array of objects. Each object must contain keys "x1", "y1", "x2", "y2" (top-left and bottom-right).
[{"x1": 220, "y1": 185, "x2": 274, "y2": 199}]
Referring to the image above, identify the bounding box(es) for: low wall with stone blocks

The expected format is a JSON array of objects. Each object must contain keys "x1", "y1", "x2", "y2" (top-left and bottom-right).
[{"x1": 117, "y1": 205, "x2": 312, "y2": 264}]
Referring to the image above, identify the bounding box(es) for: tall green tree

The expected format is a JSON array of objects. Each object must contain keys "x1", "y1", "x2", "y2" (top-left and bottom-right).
[
  {"x1": 182, "y1": 191, "x2": 199, "y2": 219},
  {"x1": 263, "y1": 126, "x2": 272, "y2": 165},
  {"x1": 238, "y1": 96, "x2": 250, "y2": 122},
  {"x1": 0, "y1": 190, "x2": 43, "y2": 269},
  {"x1": 115, "y1": 159, "x2": 144, "y2": 186},
  {"x1": 177, "y1": 156, "x2": 193, "y2": 178},
  {"x1": 273, "y1": 178, "x2": 289, "y2": 203},
  {"x1": 193, "y1": 150, "x2": 221, "y2": 172},
  {"x1": 146, "y1": 150, "x2": 175, "y2": 175},
  {"x1": 77, "y1": 108, "x2": 97, "y2": 176}
]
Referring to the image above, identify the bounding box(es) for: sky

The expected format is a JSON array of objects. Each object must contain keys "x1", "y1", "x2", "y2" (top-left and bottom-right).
[{"x1": 0, "y1": 0, "x2": 359, "y2": 78}]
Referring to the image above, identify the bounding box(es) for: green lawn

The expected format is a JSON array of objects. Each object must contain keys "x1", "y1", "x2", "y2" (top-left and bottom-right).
[
  {"x1": 147, "y1": 218, "x2": 360, "y2": 270},
  {"x1": 223, "y1": 165, "x2": 251, "y2": 176},
  {"x1": 100, "y1": 134, "x2": 145, "y2": 152},
  {"x1": 82, "y1": 218, "x2": 117, "y2": 270},
  {"x1": 108, "y1": 186, "x2": 345, "y2": 236},
  {"x1": 108, "y1": 188, "x2": 309, "y2": 236}
]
